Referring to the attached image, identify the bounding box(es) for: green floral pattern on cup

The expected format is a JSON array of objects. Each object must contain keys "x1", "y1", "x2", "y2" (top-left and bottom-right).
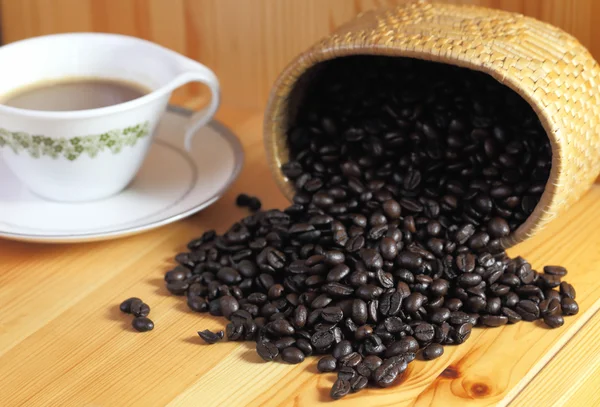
[{"x1": 0, "y1": 121, "x2": 151, "y2": 161}]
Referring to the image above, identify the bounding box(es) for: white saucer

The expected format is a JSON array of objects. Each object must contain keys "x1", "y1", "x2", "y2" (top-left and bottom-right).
[{"x1": 0, "y1": 105, "x2": 244, "y2": 243}]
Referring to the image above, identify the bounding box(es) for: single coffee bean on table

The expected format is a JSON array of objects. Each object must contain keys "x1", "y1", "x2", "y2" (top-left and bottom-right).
[
  {"x1": 132, "y1": 317, "x2": 154, "y2": 332},
  {"x1": 164, "y1": 56, "x2": 577, "y2": 400}
]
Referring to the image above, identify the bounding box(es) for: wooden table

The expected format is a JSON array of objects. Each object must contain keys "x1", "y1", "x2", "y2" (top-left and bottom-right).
[{"x1": 1, "y1": 100, "x2": 599, "y2": 407}]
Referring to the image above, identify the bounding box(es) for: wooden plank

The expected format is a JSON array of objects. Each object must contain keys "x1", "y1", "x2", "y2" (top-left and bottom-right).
[
  {"x1": 0, "y1": 106, "x2": 598, "y2": 406},
  {"x1": 1, "y1": 0, "x2": 599, "y2": 110},
  {"x1": 510, "y1": 310, "x2": 600, "y2": 407}
]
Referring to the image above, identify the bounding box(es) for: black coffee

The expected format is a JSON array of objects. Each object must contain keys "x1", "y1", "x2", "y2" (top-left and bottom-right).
[
  {"x1": 164, "y1": 56, "x2": 576, "y2": 400},
  {"x1": 1, "y1": 77, "x2": 149, "y2": 111}
]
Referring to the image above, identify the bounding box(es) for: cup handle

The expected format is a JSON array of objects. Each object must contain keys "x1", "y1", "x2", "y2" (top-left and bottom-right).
[{"x1": 166, "y1": 59, "x2": 220, "y2": 151}]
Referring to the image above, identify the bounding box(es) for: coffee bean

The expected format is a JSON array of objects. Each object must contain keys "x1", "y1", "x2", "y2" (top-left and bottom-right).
[
  {"x1": 422, "y1": 343, "x2": 444, "y2": 360},
  {"x1": 339, "y1": 352, "x2": 363, "y2": 368},
  {"x1": 219, "y1": 295, "x2": 240, "y2": 319},
  {"x1": 517, "y1": 263, "x2": 534, "y2": 284},
  {"x1": 131, "y1": 302, "x2": 150, "y2": 318},
  {"x1": 480, "y1": 315, "x2": 508, "y2": 327},
  {"x1": 120, "y1": 297, "x2": 142, "y2": 313},
  {"x1": 487, "y1": 217, "x2": 510, "y2": 238},
  {"x1": 132, "y1": 317, "x2": 154, "y2": 332},
  {"x1": 373, "y1": 360, "x2": 400, "y2": 387},
  {"x1": 322, "y1": 307, "x2": 344, "y2": 323},
  {"x1": 318, "y1": 355, "x2": 338, "y2": 372},
  {"x1": 561, "y1": 298, "x2": 579, "y2": 315},
  {"x1": 379, "y1": 292, "x2": 402, "y2": 316},
  {"x1": 404, "y1": 292, "x2": 426, "y2": 313},
  {"x1": 248, "y1": 197, "x2": 262, "y2": 212},
  {"x1": 330, "y1": 378, "x2": 351, "y2": 400},
  {"x1": 311, "y1": 329, "x2": 335, "y2": 350},
  {"x1": 217, "y1": 267, "x2": 242, "y2": 285},
  {"x1": 454, "y1": 323, "x2": 472, "y2": 344},
  {"x1": 516, "y1": 300, "x2": 540, "y2": 321},
  {"x1": 198, "y1": 329, "x2": 223, "y2": 344},
  {"x1": 414, "y1": 323, "x2": 435, "y2": 343},
  {"x1": 187, "y1": 296, "x2": 209, "y2": 312},
  {"x1": 167, "y1": 280, "x2": 189, "y2": 296},
  {"x1": 544, "y1": 265, "x2": 568, "y2": 276},
  {"x1": 350, "y1": 375, "x2": 369, "y2": 392},
  {"x1": 560, "y1": 282, "x2": 576, "y2": 299},
  {"x1": 543, "y1": 314, "x2": 565, "y2": 329},
  {"x1": 256, "y1": 341, "x2": 279, "y2": 361},
  {"x1": 455, "y1": 253, "x2": 476, "y2": 273},
  {"x1": 281, "y1": 347, "x2": 305, "y2": 364},
  {"x1": 457, "y1": 272, "x2": 481, "y2": 287}
]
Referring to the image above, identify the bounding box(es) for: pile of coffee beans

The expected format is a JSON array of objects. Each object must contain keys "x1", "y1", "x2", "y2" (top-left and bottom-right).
[
  {"x1": 120, "y1": 297, "x2": 154, "y2": 332},
  {"x1": 165, "y1": 56, "x2": 578, "y2": 399}
]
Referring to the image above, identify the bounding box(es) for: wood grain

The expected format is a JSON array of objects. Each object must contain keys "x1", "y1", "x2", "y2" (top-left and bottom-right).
[
  {"x1": 1, "y1": 0, "x2": 600, "y2": 110},
  {"x1": 0, "y1": 103, "x2": 599, "y2": 406}
]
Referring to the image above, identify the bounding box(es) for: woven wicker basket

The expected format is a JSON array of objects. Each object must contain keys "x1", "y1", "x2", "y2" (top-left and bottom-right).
[{"x1": 263, "y1": 1, "x2": 600, "y2": 248}]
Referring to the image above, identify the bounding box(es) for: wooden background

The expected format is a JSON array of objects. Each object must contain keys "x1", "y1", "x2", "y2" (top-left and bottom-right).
[{"x1": 1, "y1": 0, "x2": 599, "y2": 110}]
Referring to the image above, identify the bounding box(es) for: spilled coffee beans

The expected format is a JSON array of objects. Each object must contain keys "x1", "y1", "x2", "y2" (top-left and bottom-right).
[{"x1": 168, "y1": 56, "x2": 578, "y2": 399}]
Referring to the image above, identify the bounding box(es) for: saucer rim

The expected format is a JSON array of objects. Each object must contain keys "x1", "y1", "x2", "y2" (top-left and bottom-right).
[{"x1": 0, "y1": 105, "x2": 245, "y2": 244}]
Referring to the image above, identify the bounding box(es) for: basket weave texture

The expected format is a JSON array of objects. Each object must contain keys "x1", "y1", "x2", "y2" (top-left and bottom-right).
[{"x1": 264, "y1": 1, "x2": 600, "y2": 248}]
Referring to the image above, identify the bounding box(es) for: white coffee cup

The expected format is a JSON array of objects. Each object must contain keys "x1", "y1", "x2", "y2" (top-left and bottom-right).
[{"x1": 0, "y1": 32, "x2": 220, "y2": 202}]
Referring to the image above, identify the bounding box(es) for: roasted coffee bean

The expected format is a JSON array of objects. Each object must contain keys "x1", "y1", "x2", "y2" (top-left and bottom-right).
[
  {"x1": 226, "y1": 321, "x2": 244, "y2": 340},
  {"x1": 165, "y1": 265, "x2": 190, "y2": 283},
  {"x1": 166, "y1": 280, "x2": 189, "y2": 296},
  {"x1": 404, "y1": 292, "x2": 426, "y2": 313},
  {"x1": 430, "y1": 308, "x2": 451, "y2": 324},
  {"x1": 544, "y1": 265, "x2": 568, "y2": 276},
  {"x1": 502, "y1": 307, "x2": 522, "y2": 324},
  {"x1": 330, "y1": 378, "x2": 351, "y2": 400},
  {"x1": 318, "y1": 355, "x2": 338, "y2": 372},
  {"x1": 350, "y1": 375, "x2": 369, "y2": 392},
  {"x1": 275, "y1": 337, "x2": 296, "y2": 350},
  {"x1": 219, "y1": 295, "x2": 240, "y2": 319},
  {"x1": 480, "y1": 315, "x2": 508, "y2": 327},
  {"x1": 379, "y1": 292, "x2": 402, "y2": 316},
  {"x1": 414, "y1": 323, "x2": 435, "y2": 343},
  {"x1": 131, "y1": 302, "x2": 150, "y2": 318},
  {"x1": 132, "y1": 317, "x2": 154, "y2": 332},
  {"x1": 248, "y1": 197, "x2": 262, "y2": 212},
  {"x1": 281, "y1": 347, "x2": 305, "y2": 364},
  {"x1": 311, "y1": 329, "x2": 335, "y2": 349},
  {"x1": 373, "y1": 360, "x2": 400, "y2": 387},
  {"x1": 270, "y1": 319, "x2": 295, "y2": 336},
  {"x1": 454, "y1": 323, "x2": 472, "y2": 344},
  {"x1": 332, "y1": 340, "x2": 353, "y2": 360},
  {"x1": 322, "y1": 307, "x2": 344, "y2": 323},
  {"x1": 120, "y1": 297, "x2": 142, "y2": 314},
  {"x1": 217, "y1": 267, "x2": 242, "y2": 285},
  {"x1": 187, "y1": 296, "x2": 209, "y2": 312},
  {"x1": 516, "y1": 300, "x2": 540, "y2": 321},
  {"x1": 256, "y1": 341, "x2": 279, "y2": 361},
  {"x1": 561, "y1": 298, "x2": 579, "y2": 315},
  {"x1": 560, "y1": 282, "x2": 576, "y2": 299},
  {"x1": 487, "y1": 217, "x2": 510, "y2": 238},
  {"x1": 198, "y1": 329, "x2": 223, "y2": 344},
  {"x1": 457, "y1": 272, "x2": 481, "y2": 287},
  {"x1": 543, "y1": 314, "x2": 565, "y2": 329},
  {"x1": 517, "y1": 263, "x2": 535, "y2": 284},
  {"x1": 340, "y1": 352, "x2": 363, "y2": 368},
  {"x1": 456, "y1": 254, "x2": 476, "y2": 273},
  {"x1": 422, "y1": 343, "x2": 444, "y2": 360}
]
